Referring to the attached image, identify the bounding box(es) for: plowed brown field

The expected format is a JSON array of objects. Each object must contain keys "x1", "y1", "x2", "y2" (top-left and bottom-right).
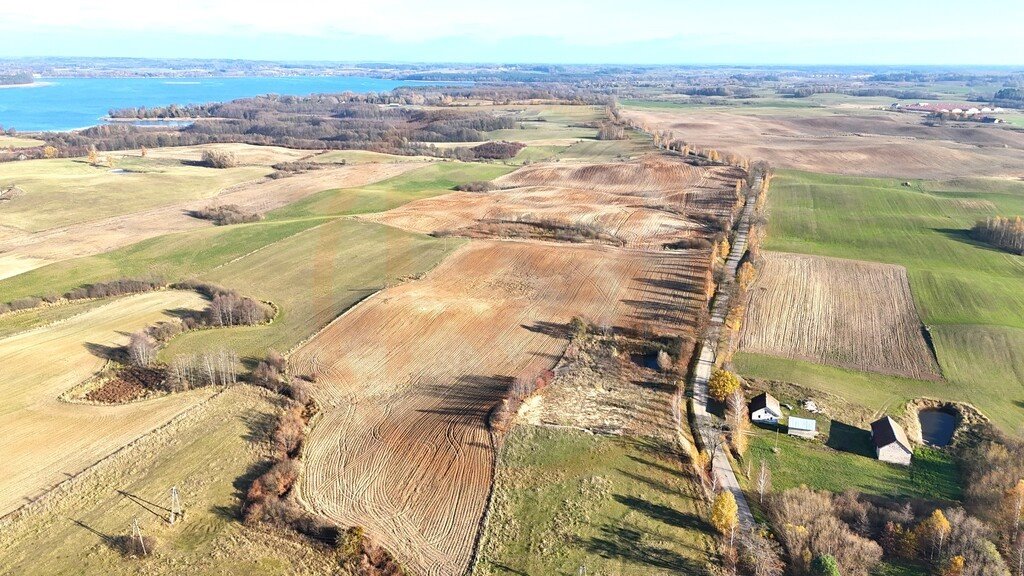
[
  {"x1": 368, "y1": 156, "x2": 743, "y2": 248},
  {"x1": 0, "y1": 290, "x2": 214, "y2": 517},
  {"x1": 291, "y1": 240, "x2": 709, "y2": 576},
  {"x1": 740, "y1": 252, "x2": 940, "y2": 379},
  {"x1": 0, "y1": 162, "x2": 420, "y2": 280},
  {"x1": 624, "y1": 108, "x2": 1024, "y2": 179}
]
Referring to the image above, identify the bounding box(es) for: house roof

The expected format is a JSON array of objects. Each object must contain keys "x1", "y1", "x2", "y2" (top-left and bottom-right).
[
  {"x1": 871, "y1": 416, "x2": 912, "y2": 452},
  {"x1": 749, "y1": 392, "x2": 781, "y2": 416},
  {"x1": 787, "y1": 417, "x2": 817, "y2": 432}
]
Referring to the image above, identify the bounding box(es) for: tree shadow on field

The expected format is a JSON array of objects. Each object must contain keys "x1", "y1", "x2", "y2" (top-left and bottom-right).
[
  {"x1": 586, "y1": 525, "x2": 710, "y2": 574},
  {"x1": 826, "y1": 420, "x2": 874, "y2": 458},
  {"x1": 520, "y1": 320, "x2": 572, "y2": 339},
  {"x1": 84, "y1": 341, "x2": 126, "y2": 362},
  {"x1": 614, "y1": 494, "x2": 714, "y2": 534},
  {"x1": 416, "y1": 375, "x2": 512, "y2": 425},
  {"x1": 214, "y1": 459, "x2": 273, "y2": 521},
  {"x1": 932, "y1": 227, "x2": 1008, "y2": 254}
]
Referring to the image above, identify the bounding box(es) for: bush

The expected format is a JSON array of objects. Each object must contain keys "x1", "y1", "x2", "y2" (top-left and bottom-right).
[
  {"x1": 453, "y1": 181, "x2": 497, "y2": 192},
  {"x1": 8, "y1": 296, "x2": 41, "y2": 311},
  {"x1": 201, "y1": 149, "x2": 237, "y2": 168},
  {"x1": 188, "y1": 204, "x2": 263, "y2": 225}
]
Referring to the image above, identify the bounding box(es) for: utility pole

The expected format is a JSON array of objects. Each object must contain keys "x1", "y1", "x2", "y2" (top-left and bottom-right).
[
  {"x1": 169, "y1": 486, "x2": 182, "y2": 525},
  {"x1": 131, "y1": 517, "x2": 147, "y2": 556}
]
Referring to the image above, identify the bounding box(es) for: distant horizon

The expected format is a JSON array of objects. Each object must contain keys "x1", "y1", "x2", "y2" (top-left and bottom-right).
[{"x1": 2, "y1": 56, "x2": 1022, "y2": 71}]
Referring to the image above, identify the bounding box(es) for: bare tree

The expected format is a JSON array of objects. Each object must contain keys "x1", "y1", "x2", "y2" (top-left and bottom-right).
[
  {"x1": 756, "y1": 460, "x2": 772, "y2": 505},
  {"x1": 127, "y1": 331, "x2": 157, "y2": 367}
]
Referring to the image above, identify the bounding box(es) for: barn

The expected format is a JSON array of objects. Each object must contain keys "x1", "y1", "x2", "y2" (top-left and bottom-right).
[
  {"x1": 871, "y1": 416, "x2": 913, "y2": 466},
  {"x1": 749, "y1": 392, "x2": 782, "y2": 424}
]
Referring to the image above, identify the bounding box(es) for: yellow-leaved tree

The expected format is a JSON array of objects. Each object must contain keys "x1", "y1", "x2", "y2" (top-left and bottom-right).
[
  {"x1": 711, "y1": 490, "x2": 739, "y2": 545},
  {"x1": 709, "y1": 368, "x2": 741, "y2": 402}
]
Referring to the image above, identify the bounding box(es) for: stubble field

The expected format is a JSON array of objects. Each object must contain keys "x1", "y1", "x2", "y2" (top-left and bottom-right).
[{"x1": 740, "y1": 251, "x2": 940, "y2": 379}]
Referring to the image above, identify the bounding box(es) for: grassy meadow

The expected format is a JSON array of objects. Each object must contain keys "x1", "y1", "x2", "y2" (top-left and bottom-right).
[
  {"x1": 0, "y1": 387, "x2": 336, "y2": 576},
  {"x1": 0, "y1": 156, "x2": 269, "y2": 231},
  {"x1": 476, "y1": 426, "x2": 716, "y2": 576},
  {"x1": 739, "y1": 426, "x2": 961, "y2": 502},
  {"x1": 739, "y1": 170, "x2": 1024, "y2": 433},
  {"x1": 0, "y1": 135, "x2": 46, "y2": 149}
]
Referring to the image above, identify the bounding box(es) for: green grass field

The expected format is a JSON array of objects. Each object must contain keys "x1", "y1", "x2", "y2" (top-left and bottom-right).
[
  {"x1": 160, "y1": 218, "x2": 461, "y2": 362},
  {"x1": 268, "y1": 161, "x2": 515, "y2": 220},
  {"x1": 0, "y1": 157, "x2": 269, "y2": 231},
  {"x1": 740, "y1": 426, "x2": 961, "y2": 502},
  {"x1": 313, "y1": 149, "x2": 438, "y2": 164},
  {"x1": 0, "y1": 387, "x2": 335, "y2": 576},
  {"x1": 740, "y1": 170, "x2": 1024, "y2": 432},
  {"x1": 0, "y1": 135, "x2": 46, "y2": 149},
  {"x1": 476, "y1": 426, "x2": 716, "y2": 576}
]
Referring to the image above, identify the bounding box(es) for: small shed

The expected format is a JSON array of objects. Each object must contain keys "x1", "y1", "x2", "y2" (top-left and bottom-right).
[
  {"x1": 787, "y1": 417, "x2": 818, "y2": 439},
  {"x1": 871, "y1": 416, "x2": 912, "y2": 466},
  {"x1": 749, "y1": 392, "x2": 782, "y2": 424}
]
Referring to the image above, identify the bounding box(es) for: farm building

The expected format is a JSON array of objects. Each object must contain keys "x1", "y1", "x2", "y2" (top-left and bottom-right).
[
  {"x1": 871, "y1": 416, "x2": 913, "y2": 466},
  {"x1": 787, "y1": 417, "x2": 818, "y2": 439},
  {"x1": 749, "y1": 392, "x2": 782, "y2": 424}
]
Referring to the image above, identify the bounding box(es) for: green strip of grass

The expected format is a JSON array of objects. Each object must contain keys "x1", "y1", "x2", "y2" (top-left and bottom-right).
[
  {"x1": 267, "y1": 162, "x2": 515, "y2": 220},
  {"x1": 477, "y1": 426, "x2": 716, "y2": 576}
]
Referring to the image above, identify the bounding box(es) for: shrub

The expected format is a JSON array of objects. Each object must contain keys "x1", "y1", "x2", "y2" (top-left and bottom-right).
[
  {"x1": 453, "y1": 181, "x2": 497, "y2": 192},
  {"x1": 8, "y1": 296, "x2": 41, "y2": 311},
  {"x1": 272, "y1": 405, "x2": 307, "y2": 458},
  {"x1": 201, "y1": 149, "x2": 237, "y2": 168},
  {"x1": 188, "y1": 204, "x2": 263, "y2": 225},
  {"x1": 469, "y1": 140, "x2": 525, "y2": 159}
]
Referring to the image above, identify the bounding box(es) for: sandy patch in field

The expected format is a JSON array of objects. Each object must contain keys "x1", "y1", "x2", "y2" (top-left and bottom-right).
[
  {"x1": 0, "y1": 162, "x2": 421, "y2": 280},
  {"x1": 291, "y1": 240, "x2": 709, "y2": 576},
  {"x1": 625, "y1": 108, "x2": 1024, "y2": 179},
  {"x1": 740, "y1": 251, "x2": 940, "y2": 379},
  {"x1": 0, "y1": 290, "x2": 214, "y2": 518}
]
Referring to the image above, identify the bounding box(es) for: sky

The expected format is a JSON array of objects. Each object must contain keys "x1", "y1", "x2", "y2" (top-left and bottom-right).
[{"x1": 1, "y1": 0, "x2": 1022, "y2": 65}]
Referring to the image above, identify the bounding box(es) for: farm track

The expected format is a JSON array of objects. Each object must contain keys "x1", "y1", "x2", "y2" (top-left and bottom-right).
[
  {"x1": 741, "y1": 251, "x2": 941, "y2": 379},
  {"x1": 0, "y1": 162, "x2": 421, "y2": 280}
]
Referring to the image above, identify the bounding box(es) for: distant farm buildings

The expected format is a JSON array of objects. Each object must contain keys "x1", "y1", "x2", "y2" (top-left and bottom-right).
[
  {"x1": 787, "y1": 417, "x2": 818, "y2": 439},
  {"x1": 871, "y1": 416, "x2": 913, "y2": 466},
  {"x1": 891, "y1": 101, "x2": 1003, "y2": 116},
  {"x1": 749, "y1": 392, "x2": 782, "y2": 424}
]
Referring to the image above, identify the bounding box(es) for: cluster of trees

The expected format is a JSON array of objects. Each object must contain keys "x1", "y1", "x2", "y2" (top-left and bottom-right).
[
  {"x1": 972, "y1": 216, "x2": 1024, "y2": 255},
  {"x1": 174, "y1": 281, "x2": 275, "y2": 328},
  {"x1": 188, "y1": 204, "x2": 263, "y2": 225},
  {"x1": 0, "y1": 72, "x2": 33, "y2": 86},
  {"x1": 993, "y1": 88, "x2": 1024, "y2": 107},
  {"x1": 41, "y1": 101, "x2": 519, "y2": 159},
  {"x1": 759, "y1": 484, "x2": 1016, "y2": 576},
  {"x1": 596, "y1": 122, "x2": 626, "y2": 140},
  {"x1": 468, "y1": 140, "x2": 525, "y2": 159},
  {"x1": 0, "y1": 276, "x2": 165, "y2": 314},
  {"x1": 164, "y1": 349, "x2": 241, "y2": 391},
  {"x1": 453, "y1": 181, "x2": 497, "y2": 192}
]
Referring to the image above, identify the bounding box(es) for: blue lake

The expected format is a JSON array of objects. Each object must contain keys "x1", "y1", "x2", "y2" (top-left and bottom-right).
[{"x1": 0, "y1": 76, "x2": 429, "y2": 132}]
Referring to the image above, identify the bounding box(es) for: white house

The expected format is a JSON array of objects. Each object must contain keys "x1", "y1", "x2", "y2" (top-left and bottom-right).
[
  {"x1": 749, "y1": 392, "x2": 782, "y2": 424},
  {"x1": 871, "y1": 416, "x2": 912, "y2": 466},
  {"x1": 787, "y1": 417, "x2": 818, "y2": 439}
]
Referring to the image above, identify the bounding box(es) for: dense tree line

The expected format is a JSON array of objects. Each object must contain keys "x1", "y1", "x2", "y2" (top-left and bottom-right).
[
  {"x1": 972, "y1": 216, "x2": 1024, "y2": 255},
  {"x1": 0, "y1": 72, "x2": 33, "y2": 85}
]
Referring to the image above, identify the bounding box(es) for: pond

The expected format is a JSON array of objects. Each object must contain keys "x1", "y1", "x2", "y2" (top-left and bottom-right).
[{"x1": 918, "y1": 409, "x2": 956, "y2": 446}]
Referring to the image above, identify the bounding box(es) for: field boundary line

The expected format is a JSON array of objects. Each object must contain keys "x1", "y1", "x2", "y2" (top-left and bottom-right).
[{"x1": 0, "y1": 386, "x2": 229, "y2": 528}]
